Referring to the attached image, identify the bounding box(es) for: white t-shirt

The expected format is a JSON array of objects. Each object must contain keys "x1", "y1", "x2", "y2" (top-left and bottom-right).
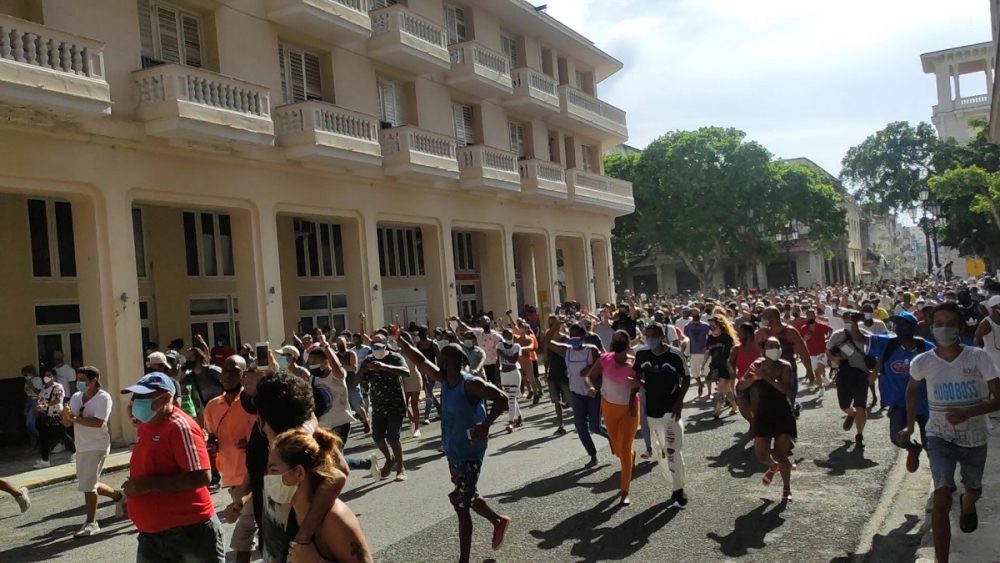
[
  {"x1": 910, "y1": 346, "x2": 1000, "y2": 448},
  {"x1": 825, "y1": 306, "x2": 845, "y2": 332},
  {"x1": 54, "y1": 364, "x2": 76, "y2": 396},
  {"x1": 311, "y1": 371, "x2": 354, "y2": 429},
  {"x1": 863, "y1": 319, "x2": 888, "y2": 335},
  {"x1": 69, "y1": 389, "x2": 112, "y2": 452}
]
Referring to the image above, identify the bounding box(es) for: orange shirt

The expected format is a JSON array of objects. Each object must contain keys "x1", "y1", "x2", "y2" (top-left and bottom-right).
[{"x1": 203, "y1": 392, "x2": 256, "y2": 488}]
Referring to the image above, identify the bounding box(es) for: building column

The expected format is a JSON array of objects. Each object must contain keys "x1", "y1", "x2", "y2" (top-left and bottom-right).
[
  {"x1": 424, "y1": 221, "x2": 454, "y2": 328},
  {"x1": 755, "y1": 261, "x2": 768, "y2": 290},
  {"x1": 591, "y1": 238, "x2": 612, "y2": 306},
  {"x1": 580, "y1": 236, "x2": 597, "y2": 311},
  {"x1": 936, "y1": 64, "x2": 954, "y2": 109},
  {"x1": 478, "y1": 229, "x2": 514, "y2": 317},
  {"x1": 72, "y1": 187, "x2": 143, "y2": 444},
  {"x1": 514, "y1": 234, "x2": 537, "y2": 314},
  {"x1": 953, "y1": 64, "x2": 962, "y2": 101},
  {"x1": 232, "y1": 203, "x2": 285, "y2": 345},
  {"x1": 339, "y1": 216, "x2": 371, "y2": 329},
  {"x1": 358, "y1": 212, "x2": 385, "y2": 329},
  {"x1": 539, "y1": 232, "x2": 559, "y2": 316},
  {"x1": 559, "y1": 236, "x2": 589, "y2": 307}
]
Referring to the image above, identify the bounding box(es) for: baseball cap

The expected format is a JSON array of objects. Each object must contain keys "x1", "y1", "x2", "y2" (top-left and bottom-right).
[
  {"x1": 987, "y1": 295, "x2": 1000, "y2": 310},
  {"x1": 890, "y1": 311, "x2": 918, "y2": 326},
  {"x1": 276, "y1": 344, "x2": 300, "y2": 357},
  {"x1": 146, "y1": 351, "x2": 168, "y2": 367},
  {"x1": 121, "y1": 372, "x2": 176, "y2": 395}
]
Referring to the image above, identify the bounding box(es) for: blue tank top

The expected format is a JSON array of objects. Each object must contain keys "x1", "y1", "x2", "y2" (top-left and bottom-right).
[{"x1": 441, "y1": 373, "x2": 488, "y2": 462}]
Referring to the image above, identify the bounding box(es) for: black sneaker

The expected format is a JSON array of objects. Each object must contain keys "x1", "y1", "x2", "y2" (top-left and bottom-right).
[
  {"x1": 793, "y1": 403, "x2": 802, "y2": 419},
  {"x1": 959, "y1": 494, "x2": 979, "y2": 533},
  {"x1": 668, "y1": 489, "x2": 688, "y2": 508},
  {"x1": 855, "y1": 434, "x2": 865, "y2": 449},
  {"x1": 554, "y1": 426, "x2": 567, "y2": 436}
]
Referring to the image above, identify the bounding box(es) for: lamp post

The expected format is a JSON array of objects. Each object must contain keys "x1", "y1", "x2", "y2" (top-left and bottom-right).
[
  {"x1": 913, "y1": 188, "x2": 944, "y2": 276},
  {"x1": 776, "y1": 221, "x2": 800, "y2": 287}
]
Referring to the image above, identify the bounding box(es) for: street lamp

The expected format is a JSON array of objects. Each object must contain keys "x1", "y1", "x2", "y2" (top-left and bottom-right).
[
  {"x1": 775, "y1": 221, "x2": 800, "y2": 287},
  {"x1": 915, "y1": 191, "x2": 944, "y2": 276}
]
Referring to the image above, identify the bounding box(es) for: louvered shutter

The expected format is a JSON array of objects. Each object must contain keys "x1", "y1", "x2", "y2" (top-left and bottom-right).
[
  {"x1": 502, "y1": 35, "x2": 519, "y2": 68},
  {"x1": 444, "y1": 5, "x2": 465, "y2": 45},
  {"x1": 304, "y1": 52, "x2": 322, "y2": 101},
  {"x1": 453, "y1": 104, "x2": 473, "y2": 147},
  {"x1": 278, "y1": 44, "x2": 288, "y2": 103},
  {"x1": 509, "y1": 122, "x2": 524, "y2": 157},
  {"x1": 378, "y1": 77, "x2": 399, "y2": 126},
  {"x1": 289, "y1": 51, "x2": 305, "y2": 103},
  {"x1": 581, "y1": 145, "x2": 594, "y2": 172},
  {"x1": 155, "y1": 6, "x2": 181, "y2": 64},
  {"x1": 138, "y1": 0, "x2": 155, "y2": 60},
  {"x1": 180, "y1": 13, "x2": 202, "y2": 68}
]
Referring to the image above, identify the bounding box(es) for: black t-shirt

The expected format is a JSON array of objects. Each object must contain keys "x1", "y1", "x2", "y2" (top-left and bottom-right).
[
  {"x1": 362, "y1": 352, "x2": 408, "y2": 416},
  {"x1": 633, "y1": 347, "x2": 688, "y2": 418},
  {"x1": 612, "y1": 315, "x2": 637, "y2": 339},
  {"x1": 959, "y1": 303, "x2": 984, "y2": 339},
  {"x1": 547, "y1": 349, "x2": 568, "y2": 383},
  {"x1": 245, "y1": 422, "x2": 268, "y2": 527},
  {"x1": 584, "y1": 333, "x2": 605, "y2": 353},
  {"x1": 706, "y1": 332, "x2": 734, "y2": 370}
]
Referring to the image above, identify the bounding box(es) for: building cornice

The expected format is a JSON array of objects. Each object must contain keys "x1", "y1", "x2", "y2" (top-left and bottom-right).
[{"x1": 920, "y1": 41, "x2": 993, "y2": 73}]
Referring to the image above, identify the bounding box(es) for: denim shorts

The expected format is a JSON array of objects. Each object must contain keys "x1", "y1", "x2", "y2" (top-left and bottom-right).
[
  {"x1": 926, "y1": 436, "x2": 988, "y2": 492},
  {"x1": 137, "y1": 515, "x2": 224, "y2": 563},
  {"x1": 347, "y1": 386, "x2": 364, "y2": 411}
]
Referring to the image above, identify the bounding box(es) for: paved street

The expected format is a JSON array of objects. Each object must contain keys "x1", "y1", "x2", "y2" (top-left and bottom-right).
[{"x1": 0, "y1": 383, "x2": 925, "y2": 563}]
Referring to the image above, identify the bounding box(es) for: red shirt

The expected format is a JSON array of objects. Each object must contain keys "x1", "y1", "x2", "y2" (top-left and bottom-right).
[
  {"x1": 796, "y1": 320, "x2": 832, "y2": 356},
  {"x1": 129, "y1": 408, "x2": 214, "y2": 533}
]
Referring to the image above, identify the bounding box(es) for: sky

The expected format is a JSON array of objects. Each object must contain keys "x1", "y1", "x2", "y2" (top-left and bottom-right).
[{"x1": 541, "y1": 0, "x2": 992, "y2": 176}]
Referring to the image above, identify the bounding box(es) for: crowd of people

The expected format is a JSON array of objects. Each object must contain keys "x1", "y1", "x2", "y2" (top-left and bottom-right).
[{"x1": 2, "y1": 276, "x2": 1000, "y2": 563}]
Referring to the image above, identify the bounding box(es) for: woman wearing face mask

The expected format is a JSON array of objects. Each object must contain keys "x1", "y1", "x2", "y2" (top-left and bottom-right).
[
  {"x1": 731, "y1": 322, "x2": 761, "y2": 425},
  {"x1": 274, "y1": 345, "x2": 309, "y2": 380},
  {"x1": 305, "y1": 334, "x2": 352, "y2": 437},
  {"x1": 585, "y1": 330, "x2": 641, "y2": 505},
  {"x1": 34, "y1": 369, "x2": 75, "y2": 469},
  {"x1": 497, "y1": 328, "x2": 523, "y2": 432},
  {"x1": 706, "y1": 316, "x2": 738, "y2": 419},
  {"x1": 747, "y1": 337, "x2": 797, "y2": 501},
  {"x1": 546, "y1": 321, "x2": 603, "y2": 467},
  {"x1": 60, "y1": 366, "x2": 124, "y2": 537},
  {"x1": 266, "y1": 429, "x2": 371, "y2": 563}
]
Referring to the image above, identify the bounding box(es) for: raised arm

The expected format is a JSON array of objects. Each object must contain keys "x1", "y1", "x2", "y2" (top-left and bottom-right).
[
  {"x1": 397, "y1": 334, "x2": 442, "y2": 383},
  {"x1": 359, "y1": 312, "x2": 371, "y2": 344}
]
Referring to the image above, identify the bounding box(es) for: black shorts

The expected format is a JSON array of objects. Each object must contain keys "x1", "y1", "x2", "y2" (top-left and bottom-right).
[
  {"x1": 836, "y1": 366, "x2": 869, "y2": 410},
  {"x1": 371, "y1": 411, "x2": 404, "y2": 442},
  {"x1": 548, "y1": 378, "x2": 571, "y2": 406},
  {"x1": 448, "y1": 459, "x2": 483, "y2": 509},
  {"x1": 484, "y1": 363, "x2": 500, "y2": 386}
]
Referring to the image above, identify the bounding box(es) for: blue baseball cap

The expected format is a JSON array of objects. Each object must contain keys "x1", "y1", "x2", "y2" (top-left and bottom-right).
[
  {"x1": 889, "y1": 311, "x2": 918, "y2": 326},
  {"x1": 121, "y1": 372, "x2": 176, "y2": 395}
]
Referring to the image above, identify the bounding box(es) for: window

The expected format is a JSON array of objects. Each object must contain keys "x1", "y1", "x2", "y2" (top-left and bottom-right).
[
  {"x1": 369, "y1": 0, "x2": 397, "y2": 9},
  {"x1": 293, "y1": 219, "x2": 345, "y2": 278},
  {"x1": 190, "y1": 296, "x2": 238, "y2": 347},
  {"x1": 139, "y1": 299, "x2": 156, "y2": 348},
  {"x1": 35, "y1": 302, "x2": 82, "y2": 368},
  {"x1": 278, "y1": 44, "x2": 323, "y2": 105},
  {"x1": 501, "y1": 34, "x2": 519, "y2": 68},
  {"x1": 378, "y1": 227, "x2": 424, "y2": 277},
  {"x1": 575, "y1": 70, "x2": 594, "y2": 94},
  {"x1": 508, "y1": 121, "x2": 525, "y2": 158},
  {"x1": 581, "y1": 144, "x2": 595, "y2": 173},
  {"x1": 140, "y1": 1, "x2": 203, "y2": 68},
  {"x1": 452, "y1": 103, "x2": 474, "y2": 147},
  {"x1": 453, "y1": 231, "x2": 475, "y2": 272},
  {"x1": 133, "y1": 207, "x2": 148, "y2": 279},
  {"x1": 377, "y1": 76, "x2": 400, "y2": 127},
  {"x1": 183, "y1": 211, "x2": 235, "y2": 277},
  {"x1": 298, "y1": 293, "x2": 348, "y2": 334},
  {"x1": 444, "y1": 4, "x2": 467, "y2": 45},
  {"x1": 457, "y1": 284, "x2": 479, "y2": 320},
  {"x1": 27, "y1": 199, "x2": 76, "y2": 278}
]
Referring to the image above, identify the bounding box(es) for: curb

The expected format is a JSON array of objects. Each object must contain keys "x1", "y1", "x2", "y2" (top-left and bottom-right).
[{"x1": 5, "y1": 452, "x2": 132, "y2": 493}]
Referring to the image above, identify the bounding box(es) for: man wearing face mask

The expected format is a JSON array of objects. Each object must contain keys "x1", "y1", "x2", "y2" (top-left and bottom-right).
[
  {"x1": 203, "y1": 356, "x2": 258, "y2": 563},
  {"x1": 684, "y1": 309, "x2": 711, "y2": 397},
  {"x1": 359, "y1": 335, "x2": 410, "y2": 481},
  {"x1": 828, "y1": 312, "x2": 873, "y2": 448},
  {"x1": 119, "y1": 372, "x2": 224, "y2": 562},
  {"x1": 903, "y1": 302, "x2": 1000, "y2": 563},
  {"x1": 974, "y1": 295, "x2": 1000, "y2": 370},
  {"x1": 453, "y1": 316, "x2": 504, "y2": 386},
  {"x1": 274, "y1": 345, "x2": 309, "y2": 380},
  {"x1": 460, "y1": 330, "x2": 486, "y2": 379},
  {"x1": 540, "y1": 320, "x2": 572, "y2": 435},
  {"x1": 957, "y1": 290, "x2": 984, "y2": 346},
  {"x1": 497, "y1": 328, "x2": 523, "y2": 432},
  {"x1": 547, "y1": 321, "x2": 603, "y2": 468}
]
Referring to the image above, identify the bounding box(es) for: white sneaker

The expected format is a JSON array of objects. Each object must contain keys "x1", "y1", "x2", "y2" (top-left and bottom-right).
[
  {"x1": 51, "y1": 443, "x2": 65, "y2": 454},
  {"x1": 412, "y1": 428, "x2": 421, "y2": 438},
  {"x1": 74, "y1": 521, "x2": 100, "y2": 537},
  {"x1": 32, "y1": 460, "x2": 50, "y2": 469},
  {"x1": 114, "y1": 491, "x2": 126, "y2": 518},
  {"x1": 368, "y1": 454, "x2": 381, "y2": 480},
  {"x1": 70, "y1": 453, "x2": 77, "y2": 463},
  {"x1": 15, "y1": 488, "x2": 30, "y2": 513}
]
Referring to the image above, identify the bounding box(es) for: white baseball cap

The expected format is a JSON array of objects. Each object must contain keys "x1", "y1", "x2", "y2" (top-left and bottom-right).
[{"x1": 987, "y1": 295, "x2": 1000, "y2": 310}]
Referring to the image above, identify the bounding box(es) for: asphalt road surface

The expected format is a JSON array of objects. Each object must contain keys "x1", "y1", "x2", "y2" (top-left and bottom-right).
[{"x1": 0, "y1": 382, "x2": 923, "y2": 563}]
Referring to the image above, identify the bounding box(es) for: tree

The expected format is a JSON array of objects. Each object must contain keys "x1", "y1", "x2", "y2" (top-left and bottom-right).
[
  {"x1": 930, "y1": 166, "x2": 1000, "y2": 233},
  {"x1": 623, "y1": 127, "x2": 846, "y2": 289},
  {"x1": 840, "y1": 121, "x2": 948, "y2": 213},
  {"x1": 603, "y1": 151, "x2": 643, "y2": 291}
]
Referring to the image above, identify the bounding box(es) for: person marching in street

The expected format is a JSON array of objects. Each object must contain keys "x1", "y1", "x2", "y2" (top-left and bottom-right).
[
  {"x1": 453, "y1": 316, "x2": 504, "y2": 387},
  {"x1": 706, "y1": 315, "x2": 737, "y2": 418},
  {"x1": 756, "y1": 306, "x2": 813, "y2": 418},
  {"x1": 828, "y1": 310, "x2": 871, "y2": 449},
  {"x1": 398, "y1": 334, "x2": 511, "y2": 563},
  {"x1": 415, "y1": 326, "x2": 443, "y2": 424},
  {"x1": 497, "y1": 328, "x2": 523, "y2": 432},
  {"x1": 512, "y1": 316, "x2": 543, "y2": 405},
  {"x1": 586, "y1": 330, "x2": 641, "y2": 506},
  {"x1": 547, "y1": 320, "x2": 604, "y2": 468},
  {"x1": 684, "y1": 310, "x2": 711, "y2": 397},
  {"x1": 360, "y1": 334, "x2": 410, "y2": 481},
  {"x1": 902, "y1": 302, "x2": 1000, "y2": 563},
  {"x1": 868, "y1": 311, "x2": 933, "y2": 473},
  {"x1": 634, "y1": 323, "x2": 690, "y2": 508},
  {"x1": 731, "y1": 322, "x2": 761, "y2": 425},
  {"x1": 797, "y1": 307, "x2": 832, "y2": 391},
  {"x1": 34, "y1": 368, "x2": 74, "y2": 469},
  {"x1": 748, "y1": 337, "x2": 797, "y2": 502},
  {"x1": 0, "y1": 477, "x2": 30, "y2": 513},
  {"x1": 541, "y1": 318, "x2": 573, "y2": 435},
  {"x1": 61, "y1": 366, "x2": 125, "y2": 537},
  {"x1": 973, "y1": 295, "x2": 1000, "y2": 370}
]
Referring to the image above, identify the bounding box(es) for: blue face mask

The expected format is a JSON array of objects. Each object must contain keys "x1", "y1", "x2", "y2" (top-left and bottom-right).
[
  {"x1": 569, "y1": 337, "x2": 582, "y2": 349},
  {"x1": 76, "y1": 381, "x2": 88, "y2": 394},
  {"x1": 131, "y1": 397, "x2": 158, "y2": 423},
  {"x1": 276, "y1": 356, "x2": 290, "y2": 370}
]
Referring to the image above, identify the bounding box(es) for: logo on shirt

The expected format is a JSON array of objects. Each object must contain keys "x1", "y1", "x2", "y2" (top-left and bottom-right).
[
  {"x1": 932, "y1": 381, "x2": 981, "y2": 402},
  {"x1": 889, "y1": 360, "x2": 910, "y2": 375},
  {"x1": 152, "y1": 434, "x2": 161, "y2": 442}
]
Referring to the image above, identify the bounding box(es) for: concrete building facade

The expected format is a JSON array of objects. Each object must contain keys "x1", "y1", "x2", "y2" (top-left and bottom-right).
[
  {"x1": 921, "y1": 41, "x2": 994, "y2": 142},
  {"x1": 0, "y1": 0, "x2": 633, "y2": 444}
]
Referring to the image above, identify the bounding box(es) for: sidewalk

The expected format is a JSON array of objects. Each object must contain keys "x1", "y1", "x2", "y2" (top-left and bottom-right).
[
  {"x1": 915, "y1": 413, "x2": 1000, "y2": 563},
  {"x1": 0, "y1": 444, "x2": 132, "y2": 491}
]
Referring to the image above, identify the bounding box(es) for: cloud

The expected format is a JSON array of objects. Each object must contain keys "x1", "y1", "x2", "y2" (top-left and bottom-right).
[{"x1": 540, "y1": 0, "x2": 992, "y2": 174}]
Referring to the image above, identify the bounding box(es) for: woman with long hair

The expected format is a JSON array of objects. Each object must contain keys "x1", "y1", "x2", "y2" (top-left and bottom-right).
[
  {"x1": 730, "y1": 322, "x2": 761, "y2": 424},
  {"x1": 706, "y1": 315, "x2": 738, "y2": 419},
  {"x1": 267, "y1": 428, "x2": 372, "y2": 562}
]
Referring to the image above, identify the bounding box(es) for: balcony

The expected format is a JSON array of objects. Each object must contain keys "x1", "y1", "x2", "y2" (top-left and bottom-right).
[
  {"x1": 274, "y1": 101, "x2": 381, "y2": 169},
  {"x1": 445, "y1": 41, "x2": 512, "y2": 98},
  {"x1": 265, "y1": 0, "x2": 372, "y2": 44},
  {"x1": 457, "y1": 145, "x2": 520, "y2": 194},
  {"x1": 379, "y1": 125, "x2": 458, "y2": 181},
  {"x1": 552, "y1": 85, "x2": 627, "y2": 141},
  {"x1": 0, "y1": 15, "x2": 110, "y2": 115},
  {"x1": 133, "y1": 64, "x2": 273, "y2": 147},
  {"x1": 368, "y1": 5, "x2": 450, "y2": 75},
  {"x1": 566, "y1": 169, "x2": 634, "y2": 214},
  {"x1": 503, "y1": 67, "x2": 559, "y2": 117},
  {"x1": 518, "y1": 159, "x2": 567, "y2": 202}
]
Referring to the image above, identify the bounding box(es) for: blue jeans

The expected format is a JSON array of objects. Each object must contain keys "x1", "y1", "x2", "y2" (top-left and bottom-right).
[
  {"x1": 638, "y1": 389, "x2": 651, "y2": 451},
  {"x1": 137, "y1": 515, "x2": 225, "y2": 563},
  {"x1": 888, "y1": 406, "x2": 927, "y2": 452},
  {"x1": 423, "y1": 378, "x2": 441, "y2": 420},
  {"x1": 23, "y1": 398, "x2": 39, "y2": 444},
  {"x1": 927, "y1": 436, "x2": 987, "y2": 491},
  {"x1": 571, "y1": 392, "x2": 604, "y2": 457}
]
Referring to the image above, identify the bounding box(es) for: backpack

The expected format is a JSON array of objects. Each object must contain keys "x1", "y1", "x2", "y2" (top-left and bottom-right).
[{"x1": 311, "y1": 375, "x2": 333, "y2": 417}]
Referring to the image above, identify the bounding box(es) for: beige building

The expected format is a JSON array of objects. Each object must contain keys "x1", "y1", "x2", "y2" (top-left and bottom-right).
[
  {"x1": 0, "y1": 0, "x2": 633, "y2": 443},
  {"x1": 921, "y1": 41, "x2": 994, "y2": 142}
]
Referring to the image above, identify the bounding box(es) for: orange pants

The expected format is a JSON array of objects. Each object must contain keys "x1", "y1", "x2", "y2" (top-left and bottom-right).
[{"x1": 602, "y1": 398, "x2": 640, "y2": 494}]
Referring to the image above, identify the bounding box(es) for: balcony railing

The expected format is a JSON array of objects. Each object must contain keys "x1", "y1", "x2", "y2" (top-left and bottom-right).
[
  {"x1": 0, "y1": 14, "x2": 110, "y2": 113},
  {"x1": 368, "y1": 4, "x2": 449, "y2": 73},
  {"x1": 449, "y1": 41, "x2": 510, "y2": 76},
  {"x1": 958, "y1": 94, "x2": 989, "y2": 106},
  {"x1": 504, "y1": 67, "x2": 559, "y2": 116},
  {"x1": 380, "y1": 125, "x2": 458, "y2": 179},
  {"x1": 457, "y1": 145, "x2": 520, "y2": 193},
  {"x1": 558, "y1": 84, "x2": 627, "y2": 138},
  {"x1": 519, "y1": 159, "x2": 567, "y2": 200},
  {"x1": 566, "y1": 168, "x2": 634, "y2": 213},
  {"x1": 265, "y1": 0, "x2": 372, "y2": 43},
  {"x1": 446, "y1": 41, "x2": 513, "y2": 97},
  {"x1": 275, "y1": 101, "x2": 378, "y2": 140},
  {"x1": 512, "y1": 67, "x2": 556, "y2": 95},
  {"x1": 371, "y1": 5, "x2": 446, "y2": 49}
]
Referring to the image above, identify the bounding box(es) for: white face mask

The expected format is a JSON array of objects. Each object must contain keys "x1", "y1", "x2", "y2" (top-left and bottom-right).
[
  {"x1": 373, "y1": 349, "x2": 388, "y2": 360},
  {"x1": 264, "y1": 471, "x2": 298, "y2": 504},
  {"x1": 764, "y1": 348, "x2": 781, "y2": 361}
]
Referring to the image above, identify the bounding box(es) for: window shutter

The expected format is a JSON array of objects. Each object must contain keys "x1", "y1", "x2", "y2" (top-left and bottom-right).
[
  {"x1": 304, "y1": 52, "x2": 322, "y2": 101},
  {"x1": 444, "y1": 5, "x2": 465, "y2": 45},
  {"x1": 155, "y1": 6, "x2": 181, "y2": 64},
  {"x1": 453, "y1": 104, "x2": 473, "y2": 147},
  {"x1": 378, "y1": 77, "x2": 399, "y2": 126},
  {"x1": 370, "y1": 0, "x2": 396, "y2": 9},
  {"x1": 581, "y1": 145, "x2": 593, "y2": 172},
  {"x1": 289, "y1": 51, "x2": 305, "y2": 103},
  {"x1": 502, "y1": 35, "x2": 519, "y2": 68},
  {"x1": 509, "y1": 122, "x2": 524, "y2": 157},
  {"x1": 278, "y1": 44, "x2": 288, "y2": 104},
  {"x1": 180, "y1": 13, "x2": 202, "y2": 67},
  {"x1": 138, "y1": 0, "x2": 155, "y2": 60}
]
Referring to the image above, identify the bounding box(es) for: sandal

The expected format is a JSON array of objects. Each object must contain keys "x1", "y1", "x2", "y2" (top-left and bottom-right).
[
  {"x1": 762, "y1": 466, "x2": 778, "y2": 486},
  {"x1": 782, "y1": 491, "x2": 793, "y2": 502},
  {"x1": 959, "y1": 494, "x2": 979, "y2": 533}
]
